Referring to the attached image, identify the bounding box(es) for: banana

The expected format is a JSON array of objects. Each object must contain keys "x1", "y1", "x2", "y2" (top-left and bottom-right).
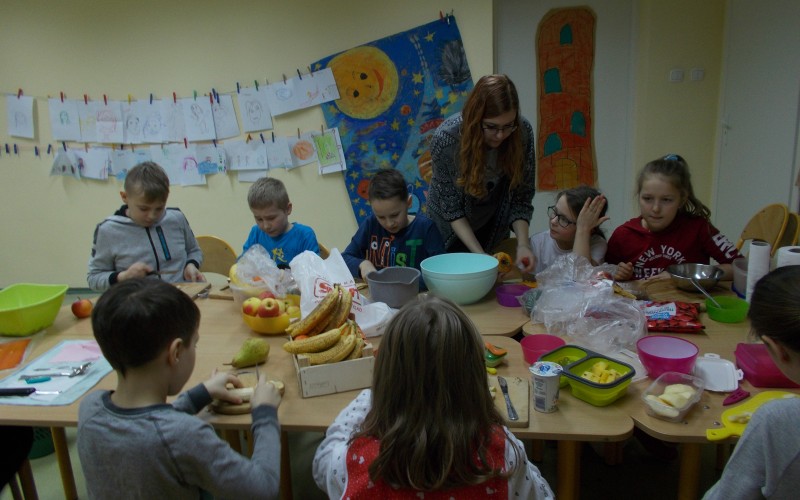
[
  {"x1": 303, "y1": 332, "x2": 357, "y2": 365},
  {"x1": 345, "y1": 337, "x2": 364, "y2": 360},
  {"x1": 286, "y1": 286, "x2": 341, "y2": 338},
  {"x1": 320, "y1": 284, "x2": 353, "y2": 331},
  {"x1": 282, "y1": 326, "x2": 342, "y2": 354}
]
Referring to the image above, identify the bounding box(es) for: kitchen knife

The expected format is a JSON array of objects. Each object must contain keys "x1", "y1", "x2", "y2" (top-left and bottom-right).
[
  {"x1": 497, "y1": 376, "x2": 519, "y2": 421},
  {"x1": 0, "y1": 388, "x2": 36, "y2": 396}
]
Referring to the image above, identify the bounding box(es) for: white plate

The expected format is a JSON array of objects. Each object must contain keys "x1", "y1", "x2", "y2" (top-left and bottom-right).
[{"x1": 692, "y1": 354, "x2": 742, "y2": 392}]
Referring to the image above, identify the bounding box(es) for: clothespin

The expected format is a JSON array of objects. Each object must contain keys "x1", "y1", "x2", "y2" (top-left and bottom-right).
[
  {"x1": 17, "y1": 89, "x2": 22, "y2": 99},
  {"x1": 119, "y1": 144, "x2": 122, "y2": 150},
  {"x1": 84, "y1": 94, "x2": 89, "y2": 105},
  {"x1": 47, "y1": 144, "x2": 52, "y2": 155},
  {"x1": 236, "y1": 82, "x2": 240, "y2": 94},
  {"x1": 173, "y1": 92, "x2": 177, "y2": 104},
  {"x1": 13, "y1": 144, "x2": 18, "y2": 155},
  {"x1": 211, "y1": 88, "x2": 218, "y2": 102},
  {"x1": 103, "y1": 94, "x2": 108, "y2": 106},
  {"x1": 254, "y1": 80, "x2": 259, "y2": 91},
  {"x1": 260, "y1": 133, "x2": 265, "y2": 143},
  {"x1": 271, "y1": 131, "x2": 275, "y2": 142},
  {"x1": 297, "y1": 68, "x2": 303, "y2": 80},
  {"x1": 212, "y1": 139, "x2": 217, "y2": 148},
  {"x1": 321, "y1": 124, "x2": 325, "y2": 134},
  {"x1": 297, "y1": 128, "x2": 301, "y2": 138},
  {"x1": 150, "y1": 93, "x2": 154, "y2": 104},
  {"x1": 184, "y1": 138, "x2": 188, "y2": 149},
  {"x1": 209, "y1": 93, "x2": 213, "y2": 105},
  {"x1": 193, "y1": 90, "x2": 197, "y2": 100},
  {"x1": 246, "y1": 134, "x2": 252, "y2": 143},
  {"x1": 128, "y1": 94, "x2": 132, "y2": 105},
  {"x1": 308, "y1": 66, "x2": 313, "y2": 77},
  {"x1": 4, "y1": 144, "x2": 9, "y2": 154},
  {"x1": 62, "y1": 142, "x2": 67, "y2": 151},
  {"x1": 265, "y1": 78, "x2": 269, "y2": 85},
  {"x1": 283, "y1": 74, "x2": 287, "y2": 84},
  {"x1": 85, "y1": 143, "x2": 88, "y2": 152},
  {"x1": 60, "y1": 92, "x2": 65, "y2": 103},
  {"x1": 35, "y1": 146, "x2": 39, "y2": 157}
]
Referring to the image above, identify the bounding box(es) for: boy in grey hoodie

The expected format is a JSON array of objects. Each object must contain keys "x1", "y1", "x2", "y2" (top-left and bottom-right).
[{"x1": 87, "y1": 161, "x2": 204, "y2": 291}]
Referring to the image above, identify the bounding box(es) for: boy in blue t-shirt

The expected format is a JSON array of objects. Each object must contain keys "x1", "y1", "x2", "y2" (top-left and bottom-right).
[
  {"x1": 242, "y1": 177, "x2": 319, "y2": 268},
  {"x1": 342, "y1": 169, "x2": 445, "y2": 288}
]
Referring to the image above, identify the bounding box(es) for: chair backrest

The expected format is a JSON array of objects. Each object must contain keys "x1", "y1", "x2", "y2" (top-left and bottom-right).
[
  {"x1": 777, "y1": 212, "x2": 800, "y2": 248},
  {"x1": 735, "y1": 203, "x2": 789, "y2": 256},
  {"x1": 318, "y1": 242, "x2": 331, "y2": 259},
  {"x1": 196, "y1": 235, "x2": 238, "y2": 276}
]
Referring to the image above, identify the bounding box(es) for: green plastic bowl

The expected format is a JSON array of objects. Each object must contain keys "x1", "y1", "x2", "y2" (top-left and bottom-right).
[
  {"x1": 0, "y1": 283, "x2": 68, "y2": 336},
  {"x1": 706, "y1": 296, "x2": 749, "y2": 323},
  {"x1": 538, "y1": 345, "x2": 587, "y2": 387},
  {"x1": 563, "y1": 355, "x2": 635, "y2": 406}
]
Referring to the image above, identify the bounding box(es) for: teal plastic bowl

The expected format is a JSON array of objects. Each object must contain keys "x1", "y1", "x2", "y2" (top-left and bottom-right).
[
  {"x1": 420, "y1": 253, "x2": 498, "y2": 305},
  {"x1": 0, "y1": 283, "x2": 69, "y2": 336}
]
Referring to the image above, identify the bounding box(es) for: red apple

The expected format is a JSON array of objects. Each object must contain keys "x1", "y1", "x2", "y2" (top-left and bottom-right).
[
  {"x1": 242, "y1": 297, "x2": 262, "y2": 316},
  {"x1": 71, "y1": 298, "x2": 93, "y2": 319},
  {"x1": 257, "y1": 298, "x2": 281, "y2": 318},
  {"x1": 258, "y1": 290, "x2": 276, "y2": 300}
]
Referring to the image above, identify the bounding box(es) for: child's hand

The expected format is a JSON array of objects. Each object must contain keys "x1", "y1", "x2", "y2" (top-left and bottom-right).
[
  {"x1": 119, "y1": 261, "x2": 154, "y2": 281},
  {"x1": 359, "y1": 261, "x2": 378, "y2": 280},
  {"x1": 577, "y1": 195, "x2": 610, "y2": 231},
  {"x1": 516, "y1": 246, "x2": 535, "y2": 274},
  {"x1": 252, "y1": 373, "x2": 282, "y2": 409},
  {"x1": 614, "y1": 262, "x2": 634, "y2": 281},
  {"x1": 204, "y1": 371, "x2": 244, "y2": 404},
  {"x1": 184, "y1": 263, "x2": 205, "y2": 282}
]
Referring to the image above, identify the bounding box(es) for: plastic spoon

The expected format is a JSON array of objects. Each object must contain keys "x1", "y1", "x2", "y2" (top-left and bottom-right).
[{"x1": 690, "y1": 278, "x2": 722, "y2": 309}]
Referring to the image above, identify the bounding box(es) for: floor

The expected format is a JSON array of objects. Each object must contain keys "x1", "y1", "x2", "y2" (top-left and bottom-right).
[{"x1": 1, "y1": 291, "x2": 726, "y2": 499}]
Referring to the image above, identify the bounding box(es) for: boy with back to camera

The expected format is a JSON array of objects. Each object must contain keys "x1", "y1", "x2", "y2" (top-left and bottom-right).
[
  {"x1": 243, "y1": 177, "x2": 320, "y2": 268},
  {"x1": 342, "y1": 169, "x2": 445, "y2": 288},
  {"x1": 87, "y1": 161, "x2": 204, "y2": 291},
  {"x1": 77, "y1": 279, "x2": 282, "y2": 499}
]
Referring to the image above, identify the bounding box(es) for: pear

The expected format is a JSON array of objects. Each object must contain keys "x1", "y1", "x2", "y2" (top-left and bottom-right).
[{"x1": 231, "y1": 338, "x2": 270, "y2": 368}]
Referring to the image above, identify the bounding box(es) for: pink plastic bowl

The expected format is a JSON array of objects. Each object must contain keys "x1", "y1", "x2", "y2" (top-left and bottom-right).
[
  {"x1": 521, "y1": 334, "x2": 566, "y2": 365},
  {"x1": 636, "y1": 335, "x2": 699, "y2": 378},
  {"x1": 496, "y1": 284, "x2": 529, "y2": 307}
]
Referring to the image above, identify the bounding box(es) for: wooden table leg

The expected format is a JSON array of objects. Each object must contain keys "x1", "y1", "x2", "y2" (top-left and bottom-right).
[
  {"x1": 17, "y1": 458, "x2": 38, "y2": 500},
  {"x1": 221, "y1": 429, "x2": 242, "y2": 454},
  {"x1": 557, "y1": 440, "x2": 581, "y2": 500},
  {"x1": 280, "y1": 431, "x2": 293, "y2": 500},
  {"x1": 529, "y1": 439, "x2": 545, "y2": 462},
  {"x1": 50, "y1": 427, "x2": 78, "y2": 500},
  {"x1": 677, "y1": 443, "x2": 702, "y2": 500}
]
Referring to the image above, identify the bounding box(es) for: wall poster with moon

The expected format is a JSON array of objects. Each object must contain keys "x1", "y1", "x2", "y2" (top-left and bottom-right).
[{"x1": 311, "y1": 16, "x2": 473, "y2": 224}]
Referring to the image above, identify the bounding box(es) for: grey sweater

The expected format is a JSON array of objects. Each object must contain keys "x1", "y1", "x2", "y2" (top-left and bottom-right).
[
  {"x1": 426, "y1": 113, "x2": 536, "y2": 252},
  {"x1": 704, "y1": 397, "x2": 800, "y2": 499},
  {"x1": 77, "y1": 385, "x2": 281, "y2": 500},
  {"x1": 87, "y1": 206, "x2": 203, "y2": 291}
]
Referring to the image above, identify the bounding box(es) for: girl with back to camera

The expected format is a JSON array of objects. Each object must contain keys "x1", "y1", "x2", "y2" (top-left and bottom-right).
[
  {"x1": 427, "y1": 74, "x2": 536, "y2": 274},
  {"x1": 529, "y1": 185, "x2": 609, "y2": 274},
  {"x1": 704, "y1": 265, "x2": 800, "y2": 499},
  {"x1": 312, "y1": 296, "x2": 553, "y2": 499},
  {"x1": 606, "y1": 154, "x2": 741, "y2": 281}
]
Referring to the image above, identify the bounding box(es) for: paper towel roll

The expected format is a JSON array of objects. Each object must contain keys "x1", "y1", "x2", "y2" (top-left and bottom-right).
[
  {"x1": 776, "y1": 246, "x2": 800, "y2": 268},
  {"x1": 746, "y1": 240, "x2": 771, "y2": 302}
]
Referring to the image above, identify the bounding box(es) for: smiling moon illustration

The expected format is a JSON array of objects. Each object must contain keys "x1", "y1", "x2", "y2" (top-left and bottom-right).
[{"x1": 329, "y1": 46, "x2": 399, "y2": 120}]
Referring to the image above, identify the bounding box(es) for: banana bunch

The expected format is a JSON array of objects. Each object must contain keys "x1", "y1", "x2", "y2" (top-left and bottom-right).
[
  {"x1": 286, "y1": 284, "x2": 352, "y2": 339},
  {"x1": 282, "y1": 319, "x2": 365, "y2": 365}
]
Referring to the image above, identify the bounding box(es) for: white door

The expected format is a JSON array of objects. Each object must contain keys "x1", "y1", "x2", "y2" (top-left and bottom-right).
[{"x1": 714, "y1": 0, "x2": 800, "y2": 242}]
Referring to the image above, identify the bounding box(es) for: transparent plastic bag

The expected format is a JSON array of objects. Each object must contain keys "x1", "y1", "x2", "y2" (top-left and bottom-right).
[
  {"x1": 531, "y1": 254, "x2": 646, "y2": 355},
  {"x1": 233, "y1": 245, "x2": 293, "y2": 297}
]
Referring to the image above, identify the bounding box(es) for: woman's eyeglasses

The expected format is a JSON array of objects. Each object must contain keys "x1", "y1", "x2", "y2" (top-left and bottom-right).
[
  {"x1": 547, "y1": 206, "x2": 575, "y2": 228},
  {"x1": 481, "y1": 122, "x2": 518, "y2": 135}
]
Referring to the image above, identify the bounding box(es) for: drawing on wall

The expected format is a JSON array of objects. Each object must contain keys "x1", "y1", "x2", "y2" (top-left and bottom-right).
[
  {"x1": 6, "y1": 94, "x2": 35, "y2": 139},
  {"x1": 142, "y1": 101, "x2": 166, "y2": 144},
  {"x1": 73, "y1": 147, "x2": 112, "y2": 180},
  {"x1": 181, "y1": 97, "x2": 215, "y2": 141},
  {"x1": 95, "y1": 102, "x2": 124, "y2": 143},
  {"x1": 48, "y1": 98, "x2": 81, "y2": 141},
  {"x1": 78, "y1": 101, "x2": 98, "y2": 143},
  {"x1": 161, "y1": 100, "x2": 187, "y2": 143},
  {"x1": 196, "y1": 143, "x2": 227, "y2": 175},
  {"x1": 264, "y1": 67, "x2": 340, "y2": 117},
  {"x1": 50, "y1": 149, "x2": 81, "y2": 179},
  {"x1": 536, "y1": 7, "x2": 596, "y2": 190},
  {"x1": 111, "y1": 148, "x2": 152, "y2": 181},
  {"x1": 265, "y1": 136, "x2": 293, "y2": 169},
  {"x1": 225, "y1": 139, "x2": 268, "y2": 171},
  {"x1": 122, "y1": 101, "x2": 147, "y2": 144},
  {"x1": 211, "y1": 94, "x2": 240, "y2": 139},
  {"x1": 288, "y1": 133, "x2": 318, "y2": 169},
  {"x1": 238, "y1": 87, "x2": 273, "y2": 133},
  {"x1": 312, "y1": 16, "x2": 473, "y2": 223},
  {"x1": 313, "y1": 128, "x2": 347, "y2": 175},
  {"x1": 150, "y1": 143, "x2": 205, "y2": 186}
]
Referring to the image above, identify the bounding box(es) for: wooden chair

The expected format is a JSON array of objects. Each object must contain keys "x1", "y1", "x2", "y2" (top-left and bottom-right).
[
  {"x1": 196, "y1": 235, "x2": 238, "y2": 276},
  {"x1": 318, "y1": 242, "x2": 330, "y2": 259},
  {"x1": 735, "y1": 203, "x2": 789, "y2": 256},
  {"x1": 8, "y1": 458, "x2": 37, "y2": 500},
  {"x1": 777, "y1": 211, "x2": 800, "y2": 247}
]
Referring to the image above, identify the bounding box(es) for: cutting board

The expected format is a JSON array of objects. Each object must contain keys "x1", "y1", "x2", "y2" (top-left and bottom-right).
[
  {"x1": 173, "y1": 282, "x2": 212, "y2": 300},
  {"x1": 706, "y1": 390, "x2": 800, "y2": 441},
  {"x1": 207, "y1": 284, "x2": 234, "y2": 300},
  {"x1": 490, "y1": 376, "x2": 529, "y2": 428}
]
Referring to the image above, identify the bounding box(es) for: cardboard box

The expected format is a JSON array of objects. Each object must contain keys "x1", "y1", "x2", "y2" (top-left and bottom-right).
[{"x1": 292, "y1": 343, "x2": 375, "y2": 398}]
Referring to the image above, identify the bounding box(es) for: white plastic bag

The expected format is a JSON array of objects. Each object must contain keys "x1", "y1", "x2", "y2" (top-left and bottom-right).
[
  {"x1": 289, "y1": 249, "x2": 394, "y2": 337},
  {"x1": 233, "y1": 245, "x2": 294, "y2": 297}
]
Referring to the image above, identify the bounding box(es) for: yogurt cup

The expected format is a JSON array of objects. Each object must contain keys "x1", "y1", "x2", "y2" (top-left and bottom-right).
[{"x1": 530, "y1": 361, "x2": 563, "y2": 413}]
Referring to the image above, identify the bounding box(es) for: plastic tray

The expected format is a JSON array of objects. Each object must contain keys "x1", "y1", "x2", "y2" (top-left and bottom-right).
[
  {"x1": 735, "y1": 343, "x2": 800, "y2": 388},
  {"x1": 642, "y1": 372, "x2": 705, "y2": 422},
  {"x1": 540, "y1": 345, "x2": 636, "y2": 406}
]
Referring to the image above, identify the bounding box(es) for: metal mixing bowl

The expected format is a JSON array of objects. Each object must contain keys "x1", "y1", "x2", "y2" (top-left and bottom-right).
[{"x1": 667, "y1": 263, "x2": 724, "y2": 292}]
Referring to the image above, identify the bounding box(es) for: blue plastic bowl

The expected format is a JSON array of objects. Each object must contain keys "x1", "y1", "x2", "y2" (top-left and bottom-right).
[{"x1": 420, "y1": 253, "x2": 497, "y2": 305}]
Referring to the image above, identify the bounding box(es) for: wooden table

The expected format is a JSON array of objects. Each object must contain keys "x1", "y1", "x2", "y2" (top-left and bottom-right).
[
  {"x1": 522, "y1": 279, "x2": 797, "y2": 500},
  {"x1": 1, "y1": 294, "x2": 628, "y2": 500}
]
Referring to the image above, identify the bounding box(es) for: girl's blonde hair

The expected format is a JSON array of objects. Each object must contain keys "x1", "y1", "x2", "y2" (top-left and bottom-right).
[
  {"x1": 458, "y1": 74, "x2": 524, "y2": 197},
  {"x1": 637, "y1": 154, "x2": 711, "y2": 220},
  {"x1": 352, "y1": 295, "x2": 519, "y2": 490}
]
